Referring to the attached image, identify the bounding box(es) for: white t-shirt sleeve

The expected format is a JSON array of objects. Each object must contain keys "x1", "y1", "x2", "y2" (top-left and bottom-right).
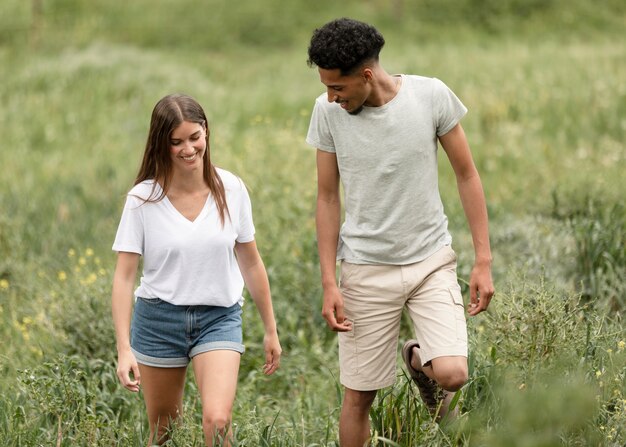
[
  {"x1": 236, "y1": 183, "x2": 255, "y2": 243},
  {"x1": 112, "y1": 194, "x2": 144, "y2": 254}
]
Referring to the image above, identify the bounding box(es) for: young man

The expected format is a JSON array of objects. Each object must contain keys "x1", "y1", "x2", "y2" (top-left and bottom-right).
[{"x1": 305, "y1": 18, "x2": 494, "y2": 446}]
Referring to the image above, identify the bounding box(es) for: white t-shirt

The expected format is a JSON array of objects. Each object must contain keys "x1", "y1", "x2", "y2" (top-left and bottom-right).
[
  {"x1": 112, "y1": 168, "x2": 255, "y2": 306},
  {"x1": 306, "y1": 75, "x2": 467, "y2": 265}
]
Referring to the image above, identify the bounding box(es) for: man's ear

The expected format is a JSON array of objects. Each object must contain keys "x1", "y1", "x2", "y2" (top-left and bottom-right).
[{"x1": 362, "y1": 67, "x2": 374, "y2": 82}]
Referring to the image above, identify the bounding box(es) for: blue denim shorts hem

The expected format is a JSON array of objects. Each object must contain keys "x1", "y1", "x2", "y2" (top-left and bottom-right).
[
  {"x1": 190, "y1": 341, "x2": 245, "y2": 358},
  {"x1": 132, "y1": 342, "x2": 245, "y2": 368},
  {"x1": 132, "y1": 348, "x2": 189, "y2": 368}
]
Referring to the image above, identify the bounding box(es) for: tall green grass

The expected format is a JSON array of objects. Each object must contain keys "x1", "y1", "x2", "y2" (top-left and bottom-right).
[{"x1": 0, "y1": 0, "x2": 624, "y2": 445}]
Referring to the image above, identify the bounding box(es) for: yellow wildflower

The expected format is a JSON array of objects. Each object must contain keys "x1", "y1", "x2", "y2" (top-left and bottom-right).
[
  {"x1": 85, "y1": 248, "x2": 94, "y2": 257},
  {"x1": 68, "y1": 248, "x2": 76, "y2": 257},
  {"x1": 15, "y1": 320, "x2": 30, "y2": 342},
  {"x1": 80, "y1": 273, "x2": 98, "y2": 286},
  {"x1": 58, "y1": 271, "x2": 67, "y2": 281},
  {"x1": 0, "y1": 279, "x2": 9, "y2": 290}
]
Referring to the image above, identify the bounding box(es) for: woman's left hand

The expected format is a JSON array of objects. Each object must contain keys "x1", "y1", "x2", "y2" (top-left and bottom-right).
[{"x1": 262, "y1": 331, "x2": 282, "y2": 375}]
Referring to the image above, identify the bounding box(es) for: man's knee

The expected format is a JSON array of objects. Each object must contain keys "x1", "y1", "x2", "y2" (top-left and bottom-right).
[
  {"x1": 343, "y1": 388, "x2": 378, "y2": 411},
  {"x1": 438, "y1": 369, "x2": 468, "y2": 391},
  {"x1": 431, "y1": 358, "x2": 468, "y2": 391}
]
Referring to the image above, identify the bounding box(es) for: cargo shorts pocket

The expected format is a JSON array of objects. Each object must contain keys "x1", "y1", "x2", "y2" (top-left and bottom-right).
[
  {"x1": 449, "y1": 285, "x2": 467, "y2": 342},
  {"x1": 338, "y1": 327, "x2": 359, "y2": 375}
]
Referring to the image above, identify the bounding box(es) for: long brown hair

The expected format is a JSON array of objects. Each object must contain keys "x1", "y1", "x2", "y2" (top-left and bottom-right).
[{"x1": 134, "y1": 94, "x2": 229, "y2": 225}]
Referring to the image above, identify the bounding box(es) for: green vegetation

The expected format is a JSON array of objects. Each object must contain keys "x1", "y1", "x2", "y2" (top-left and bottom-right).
[{"x1": 0, "y1": 0, "x2": 624, "y2": 445}]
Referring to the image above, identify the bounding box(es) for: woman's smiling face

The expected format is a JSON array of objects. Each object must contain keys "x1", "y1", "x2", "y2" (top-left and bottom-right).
[{"x1": 169, "y1": 120, "x2": 207, "y2": 174}]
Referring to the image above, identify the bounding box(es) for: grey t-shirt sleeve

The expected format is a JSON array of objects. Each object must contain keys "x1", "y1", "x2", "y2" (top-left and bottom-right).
[
  {"x1": 432, "y1": 78, "x2": 468, "y2": 136},
  {"x1": 306, "y1": 98, "x2": 336, "y2": 152}
]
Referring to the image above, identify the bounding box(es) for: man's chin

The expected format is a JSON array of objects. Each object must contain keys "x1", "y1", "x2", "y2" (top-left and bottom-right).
[{"x1": 347, "y1": 106, "x2": 364, "y2": 115}]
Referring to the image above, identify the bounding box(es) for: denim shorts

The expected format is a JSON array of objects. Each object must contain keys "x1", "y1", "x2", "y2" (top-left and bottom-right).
[{"x1": 130, "y1": 297, "x2": 245, "y2": 368}]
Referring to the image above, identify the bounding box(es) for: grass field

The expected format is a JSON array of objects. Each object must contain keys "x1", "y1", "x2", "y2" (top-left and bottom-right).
[{"x1": 0, "y1": 1, "x2": 625, "y2": 445}]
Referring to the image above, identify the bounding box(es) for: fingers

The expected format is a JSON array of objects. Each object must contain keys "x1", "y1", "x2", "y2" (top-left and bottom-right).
[
  {"x1": 263, "y1": 359, "x2": 279, "y2": 375},
  {"x1": 323, "y1": 311, "x2": 353, "y2": 331},
  {"x1": 116, "y1": 351, "x2": 141, "y2": 392},
  {"x1": 467, "y1": 262, "x2": 495, "y2": 317},
  {"x1": 468, "y1": 280, "x2": 479, "y2": 315},
  {"x1": 332, "y1": 318, "x2": 353, "y2": 332},
  {"x1": 335, "y1": 304, "x2": 346, "y2": 324},
  {"x1": 468, "y1": 283, "x2": 495, "y2": 316},
  {"x1": 468, "y1": 282, "x2": 482, "y2": 316},
  {"x1": 263, "y1": 347, "x2": 282, "y2": 375},
  {"x1": 130, "y1": 362, "x2": 141, "y2": 390},
  {"x1": 322, "y1": 300, "x2": 353, "y2": 332},
  {"x1": 117, "y1": 364, "x2": 141, "y2": 392}
]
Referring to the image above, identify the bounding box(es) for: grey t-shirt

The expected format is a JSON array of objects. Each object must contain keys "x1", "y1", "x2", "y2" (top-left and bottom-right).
[{"x1": 306, "y1": 75, "x2": 467, "y2": 265}]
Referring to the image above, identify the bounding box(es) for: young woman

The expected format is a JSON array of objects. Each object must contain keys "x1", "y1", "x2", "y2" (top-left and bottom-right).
[{"x1": 111, "y1": 93, "x2": 281, "y2": 446}]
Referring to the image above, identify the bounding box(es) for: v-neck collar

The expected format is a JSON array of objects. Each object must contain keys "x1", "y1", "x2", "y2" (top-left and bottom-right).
[
  {"x1": 153, "y1": 181, "x2": 211, "y2": 225},
  {"x1": 162, "y1": 194, "x2": 211, "y2": 224}
]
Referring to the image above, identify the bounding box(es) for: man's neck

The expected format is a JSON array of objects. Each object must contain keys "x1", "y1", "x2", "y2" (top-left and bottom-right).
[{"x1": 364, "y1": 70, "x2": 402, "y2": 107}]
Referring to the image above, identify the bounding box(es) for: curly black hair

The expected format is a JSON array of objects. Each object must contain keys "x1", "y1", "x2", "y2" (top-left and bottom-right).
[{"x1": 307, "y1": 18, "x2": 385, "y2": 75}]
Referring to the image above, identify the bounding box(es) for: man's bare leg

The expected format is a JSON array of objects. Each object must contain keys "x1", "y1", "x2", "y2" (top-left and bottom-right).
[{"x1": 339, "y1": 388, "x2": 377, "y2": 447}]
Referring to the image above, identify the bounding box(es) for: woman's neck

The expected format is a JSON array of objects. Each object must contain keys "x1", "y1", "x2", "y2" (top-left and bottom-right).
[{"x1": 168, "y1": 171, "x2": 208, "y2": 195}]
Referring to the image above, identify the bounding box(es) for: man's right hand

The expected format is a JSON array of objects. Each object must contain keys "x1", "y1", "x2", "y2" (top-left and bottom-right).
[{"x1": 321, "y1": 285, "x2": 353, "y2": 332}]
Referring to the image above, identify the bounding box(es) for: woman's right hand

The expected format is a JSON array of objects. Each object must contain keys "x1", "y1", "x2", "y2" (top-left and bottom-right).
[
  {"x1": 116, "y1": 348, "x2": 141, "y2": 392},
  {"x1": 111, "y1": 252, "x2": 142, "y2": 392}
]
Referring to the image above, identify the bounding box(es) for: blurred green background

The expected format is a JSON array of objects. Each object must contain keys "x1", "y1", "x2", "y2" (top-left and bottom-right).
[{"x1": 0, "y1": 1, "x2": 624, "y2": 445}]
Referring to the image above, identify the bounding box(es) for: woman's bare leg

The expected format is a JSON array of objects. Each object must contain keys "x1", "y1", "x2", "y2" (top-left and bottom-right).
[
  {"x1": 138, "y1": 364, "x2": 187, "y2": 446},
  {"x1": 192, "y1": 350, "x2": 241, "y2": 446}
]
